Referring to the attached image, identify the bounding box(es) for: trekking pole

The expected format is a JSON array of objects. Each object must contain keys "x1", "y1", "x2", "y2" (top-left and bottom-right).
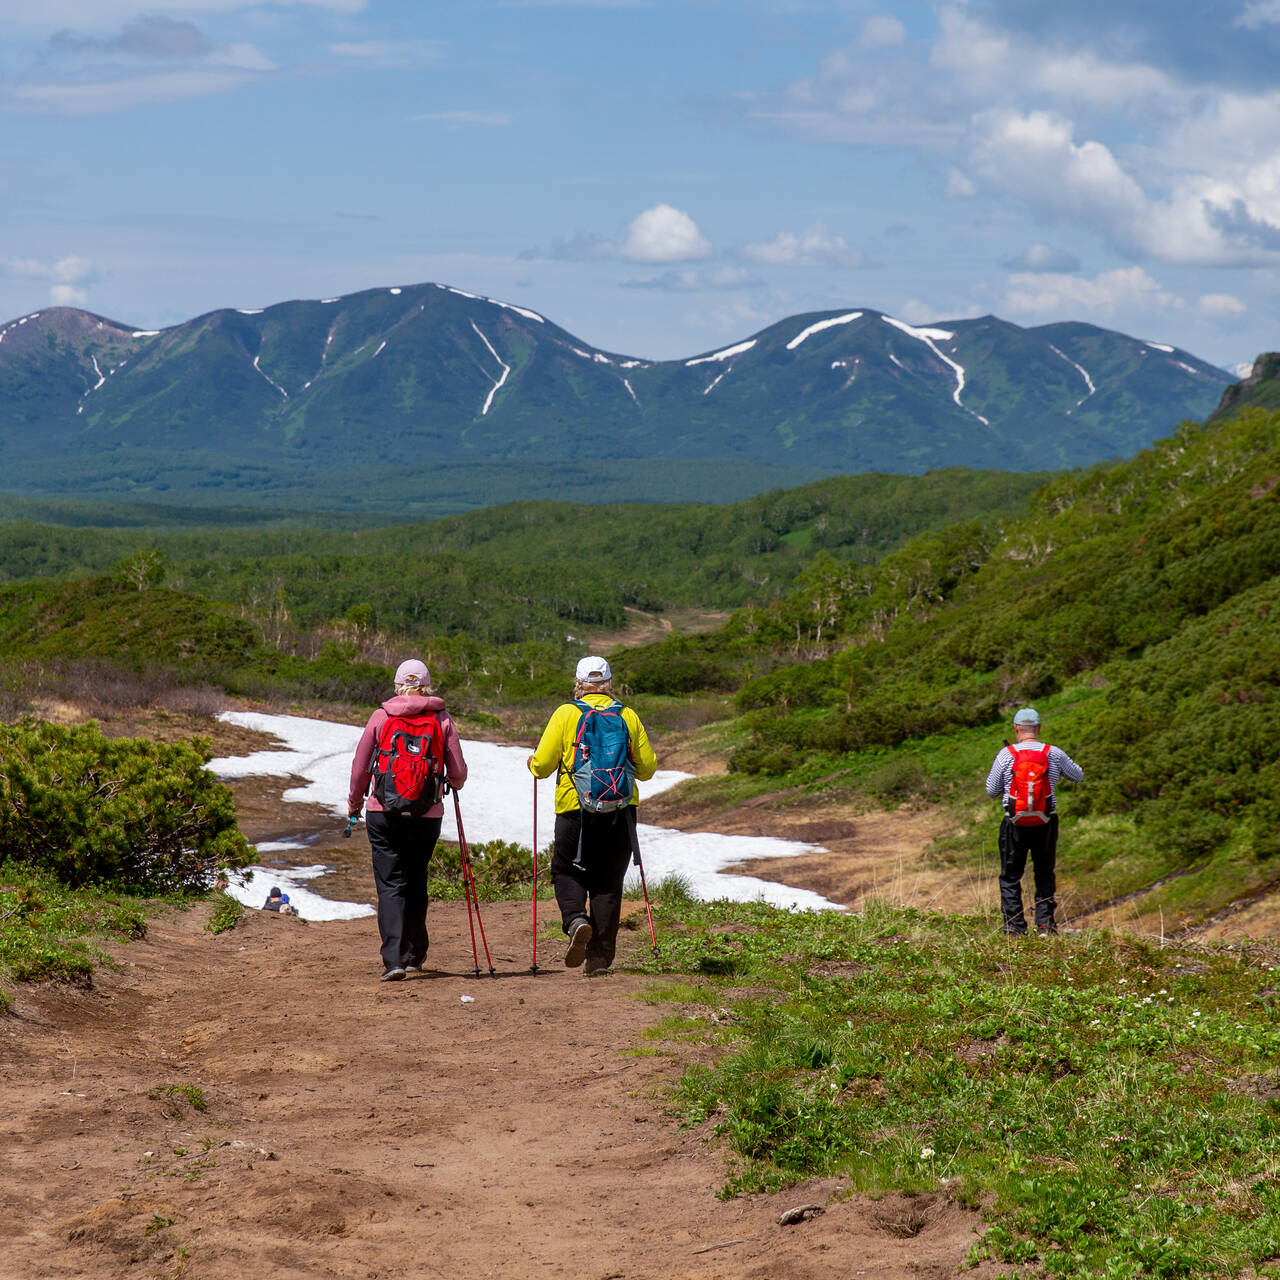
[
  {"x1": 453, "y1": 791, "x2": 495, "y2": 976},
  {"x1": 628, "y1": 812, "x2": 658, "y2": 957},
  {"x1": 530, "y1": 776, "x2": 539, "y2": 974},
  {"x1": 636, "y1": 856, "x2": 659, "y2": 958}
]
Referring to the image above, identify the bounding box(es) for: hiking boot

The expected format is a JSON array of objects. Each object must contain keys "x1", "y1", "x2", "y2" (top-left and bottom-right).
[
  {"x1": 1037, "y1": 925, "x2": 1059, "y2": 938},
  {"x1": 404, "y1": 964, "x2": 422, "y2": 978},
  {"x1": 381, "y1": 966, "x2": 407, "y2": 982},
  {"x1": 565, "y1": 919, "x2": 593, "y2": 968},
  {"x1": 583, "y1": 961, "x2": 610, "y2": 978}
]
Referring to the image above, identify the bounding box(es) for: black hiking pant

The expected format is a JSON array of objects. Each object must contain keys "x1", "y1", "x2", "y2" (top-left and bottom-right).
[
  {"x1": 551, "y1": 808, "x2": 635, "y2": 970},
  {"x1": 367, "y1": 811, "x2": 442, "y2": 971},
  {"x1": 998, "y1": 814, "x2": 1059, "y2": 934}
]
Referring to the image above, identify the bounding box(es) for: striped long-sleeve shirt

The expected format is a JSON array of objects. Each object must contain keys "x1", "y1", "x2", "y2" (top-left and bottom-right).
[{"x1": 985, "y1": 740, "x2": 1083, "y2": 814}]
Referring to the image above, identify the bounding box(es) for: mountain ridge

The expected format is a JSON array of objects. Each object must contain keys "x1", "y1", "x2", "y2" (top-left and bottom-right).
[{"x1": 0, "y1": 283, "x2": 1232, "y2": 510}]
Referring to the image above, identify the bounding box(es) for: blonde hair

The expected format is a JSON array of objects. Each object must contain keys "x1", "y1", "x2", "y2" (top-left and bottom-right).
[
  {"x1": 574, "y1": 678, "x2": 614, "y2": 699},
  {"x1": 395, "y1": 677, "x2": 433, "y2": 697}
]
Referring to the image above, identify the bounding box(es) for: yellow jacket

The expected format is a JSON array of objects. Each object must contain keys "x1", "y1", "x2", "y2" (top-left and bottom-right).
[{"x1": 528, "y1": 693, "x2": 657, "y2": 814}]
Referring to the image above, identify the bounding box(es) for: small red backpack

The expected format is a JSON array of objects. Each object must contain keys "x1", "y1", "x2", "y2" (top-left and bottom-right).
[
  {"x1": 373, "y1": 712, "x2": 446, "y2": 816},
  {"x1": 1006, "y1": 742, "x2": 1053, "y2": 826}
]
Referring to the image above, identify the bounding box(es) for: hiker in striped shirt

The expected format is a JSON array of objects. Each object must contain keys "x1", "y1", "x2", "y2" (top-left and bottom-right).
[{"x1": 985, "y1": 707, "x2": 1084, "y2": 937}]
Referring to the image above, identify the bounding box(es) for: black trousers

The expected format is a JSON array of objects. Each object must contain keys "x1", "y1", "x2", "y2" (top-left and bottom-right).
[
  {"x1": 998, "y1": 815, "x2": 1058, "y2": 933},
  {"x1": 551, "y1": 808, "x2": 635, "y2": 969},
  {"x1": 366, "y1": 811, "x2": 442, "y2": 970}
]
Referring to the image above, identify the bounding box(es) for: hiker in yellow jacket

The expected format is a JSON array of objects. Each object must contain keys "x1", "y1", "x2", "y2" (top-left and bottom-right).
[{"x1": 528, "y1": 656, "x2": 657, "y2": 976}]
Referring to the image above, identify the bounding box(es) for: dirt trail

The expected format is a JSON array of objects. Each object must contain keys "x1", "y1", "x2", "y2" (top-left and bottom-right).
[{"x1": 1, "y1": 901, "x2": 997, "y2": 1280}]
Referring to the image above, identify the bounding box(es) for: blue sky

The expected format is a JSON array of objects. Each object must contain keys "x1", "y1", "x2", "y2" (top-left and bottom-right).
[{"x1": 2, "y1": 0, "x2": 1279, "y2": 369}]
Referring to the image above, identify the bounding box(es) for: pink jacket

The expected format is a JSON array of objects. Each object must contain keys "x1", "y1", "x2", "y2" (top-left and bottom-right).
[{"x1": 348, "y1": 694, "x2": 468, "y2": 818}]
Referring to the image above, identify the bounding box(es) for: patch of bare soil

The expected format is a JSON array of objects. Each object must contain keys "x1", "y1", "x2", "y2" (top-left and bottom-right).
[{"x1": 1, "y1": 905, "x2": 1004, "y2": 1280}]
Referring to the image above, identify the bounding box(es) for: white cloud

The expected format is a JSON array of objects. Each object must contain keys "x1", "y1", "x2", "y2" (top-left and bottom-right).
[
  {"x1": 1236, "y1": 0, "x2": 1280, "y2": 29},
  {"x1": 1, "y1": 253, "x2": 97, "y2": 306},
  {"x1": 2, "y1": 253, "x2": 96, "y2": 283},
  {"x1": 5, "y1": 67, "x2": 266, "y2": 114},
  {"x1": 740, "y1": 223, "x2": 863, "y2": 268},
  {"x1": 1199, "y1": 292, "x2": 1247, "y2": 316},
  {"x1": 1003, "y1": 266, "x2": 1183, "y2": 317},
  {"x1": 859, "y1": 15, "x2": 905, "y2": 49},
  {"x1": 622, "y1": 204, "x2": 712, "y2": 263},
  {"x1": 945, "y1": 167, "x2": 975, "y2": 198}
]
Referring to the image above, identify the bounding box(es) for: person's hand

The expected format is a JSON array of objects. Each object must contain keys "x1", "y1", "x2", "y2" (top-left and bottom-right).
[
  {"x1": 527, "y1": 754, "x2": 536, "y2": 773},
  {"x1": 348, "y1": 806, "x2": 362, "y2": 819}
]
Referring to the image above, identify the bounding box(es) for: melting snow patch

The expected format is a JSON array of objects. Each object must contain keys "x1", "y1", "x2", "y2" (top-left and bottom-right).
[
  {"x1": 686, "y1": 338, "x2": 756, "y2": 367},
  {"x1": 620, "y1": 360, "x2": 647, "y2": 369},
  {"x1": 224, "y1": 857, "x2": 373, "y2": 922},
  {"x1": 321, "y1": 298, "x2": 339, "y2": 304},
  {"x1": 210, "y1": 711, "x2": 840, "y2": 912},
  {"x1": 252, "y1": 355, "x2": 288, "y2": 398},
  {"x1": 132, "y1": 330, "x2": 161, "y2": 338},
  {"x1": 786, "y1": 311, "x2": 863, "y2": 350},
  {"x1": 570, "y1": 346, "x2": 614, "y2": 364},
  {"x1": 470, "y1": 321, "x2": 510, "y2": 415},
  {"x1": 237, "y1": 309, "x2": 264, "y2": 315},
  {"x1": 1145, "y1": 341, "x2": 1174, "y2": 353},
  {"x1": 622, "y1": 377, "x2": 638, "y2": 404},
  {"x1": 389, "y1": 287, "x2": 402, "y2": 295},
  {"x1": 442, "y1": 284, "x2": 545, "y2": 323},
  {"x1": 883, "y1": 315, "x2": 987, "y2": 425},
  {"x1": 1174, "y1": 360, "x2": 1199, "y2": 375},
  {"x1": 1048, "y1": 343, "x2": 1095, "y2": 405},
  {"x1": 703, "y1": 368, "x2": 729, "y2": 395},
  {"x1": 372, "y1": 340, "x2": 387, "y2": 358}
]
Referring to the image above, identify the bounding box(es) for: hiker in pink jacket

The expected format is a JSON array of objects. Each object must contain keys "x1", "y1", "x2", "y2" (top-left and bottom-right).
[{"x1": 348, "y1": 659, "x2": 468, "y2": 981}]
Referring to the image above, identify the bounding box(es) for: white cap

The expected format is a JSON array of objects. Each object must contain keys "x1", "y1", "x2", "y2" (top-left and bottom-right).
[{"x1": 575, "y1": 656, "x2": 612, "y2": 683}]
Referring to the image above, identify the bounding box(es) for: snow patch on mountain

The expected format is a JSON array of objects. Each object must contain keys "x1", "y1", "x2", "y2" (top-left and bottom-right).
[
  {"x1": 442, "y1": 284, "x2": 545, "y2": 324},
  {"x1": 1049, "y1": 343, "x2": 1096, "y2": 407},
  {"x1": 687, "y1": 339, "x2": 756, "y2": 366},
  {"x1": 132, "y1": 330, "x2": 161, "y2": 337},
  {"x1": 470, "y1": 321, "x2": 510, "y2": 415},
  {"x1": 883, "y1": 315, "x2": 989, "y2": 426},
  {"x1": 1145, "y1": 341, "x2": 1174, "y2": 353},
  {"x1": 252, "y1": 355, "x2": 288, "y2": 398},
  {"x1": 787, "y1": 311, "x2": 863, "y2": 350},
  {"x1": 238, "y1": 309, "x2": 264, "y2": 316}
]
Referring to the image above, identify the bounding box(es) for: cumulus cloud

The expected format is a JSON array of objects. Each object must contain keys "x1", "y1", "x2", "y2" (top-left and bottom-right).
[
  {"x1": 739, "y1": 223, "x2": 864, "y2": 268},
  {"x1": 620, "y1": 266, "x2": 760, "y2": 291},
  {"x1": 1002, "y1": 266, "x2": 1183, "y2": 317},
  {"x1": 1000, "y1": 243, "x2": 1082, "y2": 273},
  {"x1": 945, "y1": 167, "x2": 975, "y2": 198},
  {"x1": 49, "y1": 16, "x2": 211, "y2": 58},
  {"x1": 1236, "y1": 0, "x2": 1280, "y2": 29},
  {"x1": 1199, "y1": 292, "x2": 1247, "y2": 316},
  {"x1": 621, "y1": 204, "x2": 712, "y2": 263},
  {"x1": 1, "y1": 253, "x2": 98, "y2": 305}
]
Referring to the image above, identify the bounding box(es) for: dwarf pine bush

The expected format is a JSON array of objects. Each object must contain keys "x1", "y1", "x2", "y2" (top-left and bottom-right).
[{"x1": 0, "y1": 721, "x2": 253, "y2": 895}]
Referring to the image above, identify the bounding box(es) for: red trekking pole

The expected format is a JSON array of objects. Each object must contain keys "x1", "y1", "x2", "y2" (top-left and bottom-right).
[
  {"x1": 453, "y1": 791, "x2": 495, "y2": 977},
  {"x1": 531, "y1": 776, "x2": 540, "y2": 974},
  {"x1": 628, "y1": 810, "x2": 659, "y2": 957}
]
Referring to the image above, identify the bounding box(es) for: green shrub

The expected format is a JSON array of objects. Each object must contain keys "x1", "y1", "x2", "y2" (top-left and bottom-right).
[{"x1": 0, "y1": 721, "x2": 254, "y2": 894}]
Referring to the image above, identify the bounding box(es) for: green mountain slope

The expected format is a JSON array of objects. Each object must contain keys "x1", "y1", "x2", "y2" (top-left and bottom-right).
[
  {"x1": 0, "y1": 286, "x2": 1230, "y2": 510},
  {"x1": 624, "y1": 363, "x2": 1280, "y2": 924}
]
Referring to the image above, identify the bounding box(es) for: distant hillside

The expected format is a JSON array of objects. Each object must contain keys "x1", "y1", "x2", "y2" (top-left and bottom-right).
[{"x1": 0, "y1": 284, "x2": 1230, "y2": 511}]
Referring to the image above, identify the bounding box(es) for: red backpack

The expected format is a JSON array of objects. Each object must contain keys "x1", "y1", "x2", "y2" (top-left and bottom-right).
[
  {"x1": 1006, "y1": 742, "x2": 1052, "y2": 826},
  {"x1": 373, "y1": 712, "x2": 446, "y2": 816}
]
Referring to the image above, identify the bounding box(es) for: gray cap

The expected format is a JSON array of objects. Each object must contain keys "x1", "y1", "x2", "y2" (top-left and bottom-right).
[{"x1": 1013, "y1": 707, "x2": 1041, "y2": 726}]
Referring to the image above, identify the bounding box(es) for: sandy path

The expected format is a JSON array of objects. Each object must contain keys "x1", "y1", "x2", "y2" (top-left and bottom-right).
[{"x1": 1, "y1": 902, "x2": 997, "y2": 1280}]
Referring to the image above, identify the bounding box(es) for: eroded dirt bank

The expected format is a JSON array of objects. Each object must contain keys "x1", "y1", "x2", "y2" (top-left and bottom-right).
[{"x1": 1, "y1": 904, "x2": 1000, "y2": 1280}]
